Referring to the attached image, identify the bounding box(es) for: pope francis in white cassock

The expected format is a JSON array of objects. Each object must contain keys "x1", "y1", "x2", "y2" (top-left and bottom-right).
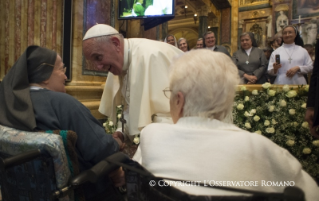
[{"x1": 83, "y1": 24, "x2": 183, "y2": 140}]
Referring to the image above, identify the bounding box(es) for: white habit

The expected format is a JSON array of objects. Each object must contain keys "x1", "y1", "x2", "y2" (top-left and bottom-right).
[
  {"x1": 268, "y1": 43, "x2": 313, "y2": 84},
  {"x1": 133, "y1": 117, "x2": 319, "y2": 200},
  {"x1": 99, "y1": 38, "x2": 183, "y2": 137}
]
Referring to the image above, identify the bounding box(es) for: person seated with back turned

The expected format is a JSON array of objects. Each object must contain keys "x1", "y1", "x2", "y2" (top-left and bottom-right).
[
  {"x1": 0, "y1": 46, "x2": 124, "y2": 201},
  {"x1": 133, "y1": 49, "x2": 318, "y2": 200},
  {"x1": 232, "y1": 32, "x2": 268, "y2": 84}
]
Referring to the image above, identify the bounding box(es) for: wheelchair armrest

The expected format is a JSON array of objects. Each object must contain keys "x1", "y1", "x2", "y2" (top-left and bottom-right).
[
  {"x1": 0, "y1": 149, "x2": 42, "y2": 171},
  {"x1": 70, "y1": 152, "x2": 130, "y2": 187}
]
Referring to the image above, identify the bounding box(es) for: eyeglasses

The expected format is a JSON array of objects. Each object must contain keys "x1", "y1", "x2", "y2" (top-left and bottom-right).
[
  {"x1": 37, "y1": 63, "x2": 67, "y2": 74},
  {"x1": 163, "y1": 87, "x2": 172, "y2": 99}
]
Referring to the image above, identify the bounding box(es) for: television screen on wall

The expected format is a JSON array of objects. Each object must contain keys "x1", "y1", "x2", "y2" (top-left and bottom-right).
[{"x1": 118, "y1": 0, "x2": 175, "y2": 20}]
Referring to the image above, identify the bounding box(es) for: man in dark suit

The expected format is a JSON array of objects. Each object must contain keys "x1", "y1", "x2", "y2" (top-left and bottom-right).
[
  {"x1": 203, "y1": 31, "x2": 230, "y2": 56},
  {"x1": 305, "y1": 38, "x2": 319, "y2": 139}
]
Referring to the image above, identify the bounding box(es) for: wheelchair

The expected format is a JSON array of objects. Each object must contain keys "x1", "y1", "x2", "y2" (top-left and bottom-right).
[{"x1": 0, "y1": 124, "x2": 306, "y2": 201}]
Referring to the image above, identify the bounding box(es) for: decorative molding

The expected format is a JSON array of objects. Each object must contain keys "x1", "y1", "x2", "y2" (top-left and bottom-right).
[
  {"x1": 274, "y1": 4, "x2": 289, "y2": 11},
  {"x1": 210, "y1": 0, "x2": 231, "y2": 10},
  {"x1": 239, "y1": 3, "x2": 271, "y2": 12}
]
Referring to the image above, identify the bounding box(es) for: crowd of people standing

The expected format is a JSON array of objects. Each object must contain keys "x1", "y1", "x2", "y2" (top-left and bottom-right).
[{"x1": 165, "y1": 25, "x2": 314, "y2": 85}]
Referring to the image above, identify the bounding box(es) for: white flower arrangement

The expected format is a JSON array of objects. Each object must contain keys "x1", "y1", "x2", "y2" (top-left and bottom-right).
[
  {"x1": 233, "y1": 84, "x2": 319, "y2": 180},
  {"x1": 103, "y1": 105, "x2": 123, "y2": 134},
  {"x1": 133, "y1": 135, "x2": 140, "y2": 145},
  {"x1": 252, "y1": 90, "x2": 259, "y2": 95}
]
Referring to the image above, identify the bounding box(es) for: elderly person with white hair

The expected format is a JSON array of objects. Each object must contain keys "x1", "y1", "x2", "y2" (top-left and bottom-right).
[{"x1": 133, "y1": 49, "x2": 318, "y2": 200}]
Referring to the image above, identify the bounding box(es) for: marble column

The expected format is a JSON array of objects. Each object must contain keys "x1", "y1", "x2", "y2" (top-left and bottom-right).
[
  {"x1": 231, "y1": 0, "x2": 239, "y2": 54},
  {"x1": 199, "y1": 16, "x2": 208, "y2": 39},
  {"x1": 162, "y1": 21, "x2": 168, "y2": 40}
]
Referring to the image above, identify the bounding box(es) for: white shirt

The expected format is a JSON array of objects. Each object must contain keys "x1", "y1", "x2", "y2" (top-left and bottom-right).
[
  {"x1": 245, "y1": 47, "x2": 252, "y2": 56},
  {"x1": 268, "y1": 43, "x2": 313, "y2": 84},
  {"x1": 134, "y1": 117, "x2": 319, "y2": 200},
  {"x1": 207, "y1": 46, "x2": 215, "y2": 51}
]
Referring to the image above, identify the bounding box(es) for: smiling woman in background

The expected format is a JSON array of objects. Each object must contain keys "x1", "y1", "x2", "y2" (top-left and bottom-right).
[
  {"x1": 178, "y1": 37, "x2": 189, "y2": 52},
  {"x1": 268, "y1": 25, "x2": 313, "y2": 84},
  {"x1": 232, "y1": 32, "x2": 268, "y2": 84},
  {"x1": 164, "y1": 34, "x2": 177, "y2": 47}
]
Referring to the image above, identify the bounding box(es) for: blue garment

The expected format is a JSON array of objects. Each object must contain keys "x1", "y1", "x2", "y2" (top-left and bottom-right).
[{"x1": 30, "y1": 89, "x2": 120, "y2": 200}]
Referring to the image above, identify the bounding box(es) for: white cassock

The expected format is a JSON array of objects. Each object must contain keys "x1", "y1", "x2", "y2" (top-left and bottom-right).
[
  {"x1": 268, "y1": 43, "x2": 313, "y2": 84},
  {"x1": 133, "y1": 117, "x2": 319, "y2": 200},
  {"x1": 99, "y1": 38, "x2": 183, "y2": 138}
]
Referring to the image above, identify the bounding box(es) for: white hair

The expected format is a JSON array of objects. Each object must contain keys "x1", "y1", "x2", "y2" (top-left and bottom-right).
[{"x1": 169, "y1": 50, "x2": 240, "y2": 122}]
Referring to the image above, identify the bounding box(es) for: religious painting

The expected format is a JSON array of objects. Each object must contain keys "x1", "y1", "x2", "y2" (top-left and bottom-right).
[
  {"x1": 293, "y1": 0, "x2": 319, "y2": 19},
  {"x1": 249, "y1": 23, "x2": 263, "y2": 47},
  {"x1": 82, "y1": 0, "x2": 115, "y2": 76},
  {"x1": 243, "y1": 18, "x2": 267, "y2": 49},
  {"x1": 300, "y1": 17, "x2": 319, "y2": 46},
  {"x1": 275, "y1": 10, "x2": 289, "y2": 34}
]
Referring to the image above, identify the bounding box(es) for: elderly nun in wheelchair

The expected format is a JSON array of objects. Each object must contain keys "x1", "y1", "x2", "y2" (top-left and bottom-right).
[
  {"x1": 0, "y1": 46, "x2": 124, "y2": 200},
  {"x1": 132, "y1": 49, "x2": 319, "y2": 200}
]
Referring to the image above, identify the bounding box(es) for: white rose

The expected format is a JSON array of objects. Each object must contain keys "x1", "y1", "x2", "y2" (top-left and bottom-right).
[
  {"x1": 312, "y1": 140, "x2": 319, "y2": 147},
  {"x1": 301, "y1": 103, "x2": 307, "y2": 109},
  {"x1": 250, "y1": 109, "x2": 256, "y2": 114},
  {"x1": 103, "y1": 123, "x2": 107, "y2": 127},
  {"x1": 272, "y1": 119, "x2": 278, "y2": 125},
  {"x1": 264, "y1": 120, "x2": 270, "y2": 126},
  {"x1": 237, "y1": 104, "x2": 244, "y2": 110},
  {"x1": 266, "y1": 127, "x2": 275, "y2": 133},
  {"x1": 117, "y1": 105, "x2": 122, "y2": 108},
  {"x1": 302, "y1": 122, "x2": 309, "y2": 128},
  {"x1": 241, "y1": 86, "x2": 247, "y2": 91},
  {"x1": 245, "y1": 122, "x2": 251, "y2": 129},
  {"x1": 268, "y1": 90, "x2": 276, "y2": 96},
  {"x1": 252, "y1": 90, "x2": 259, "y2": 95},
  {"x1": 117, "y1": 114, "x2": 122, "y2": 119},
  {"x1": 286, "y1": 90, "x2": 297, "y2": 98},
  {"x1": 304, "y1": 85, "x2": 309, "y2": 92},
  {"x1": 268, "y1": 105, "x2": 275, "y2": 112},
  {"x1": 302, "y1": 148, "x2": 311, "y2": 154},
  {"x1": 244, "y1": 111, "x2": 251, "y2": 117},
  {"x1": 291, "y1": 122, "x2": 298, "y2": 127},
  {"x1": 109, "y1": 121, "x2": 114, "y2": 126},
  {"x1": 255, "y1": 130, "x2": 262, "y2": 134},
  {"x1": 133, "y1": 136, "x2": 140, "y2": 144},
  {"x1": 244, "y1": 96, "x2": 250, "y2": 102},
  {"x1": 289, "y1": 109, "x2": 295, "y2": 115},
  {"x1": 253, "y1": 115, "x2": 260, "y2": 122},
  {"x1": 282, "y1": 85, "x2": 290, "y2": 92},
  {"x1": 262, "y1": 82, "x2": 271, "y2": 89},
  {"x1": 286, "y1": 140, "x2": 295, "y2": 146},
  {"x1": 280, "y1": 100, "x2": 287, "y2": 107}
]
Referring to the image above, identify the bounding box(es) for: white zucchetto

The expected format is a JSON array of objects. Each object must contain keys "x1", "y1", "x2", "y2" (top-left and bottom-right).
[{"x1": 83, "y1": 24, "x2": 119, "y2": 41}]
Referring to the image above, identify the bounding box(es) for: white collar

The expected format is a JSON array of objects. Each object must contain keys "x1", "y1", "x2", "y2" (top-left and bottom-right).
[
  {"x1": 282, "y1": 43, "x2": 295, "y2": 48},
  {"x1": 176, "y1": 116, "x2": 242, "y2": 131},
  {"x1": 245, "y1": 47, "x2": 252, "y2": 56},
  {"x1": 207, "y1": 46, "x2": 215, "y2": 51},
  {"x1": 29, "y1": 86, "x2": 44, "y2": 90}
]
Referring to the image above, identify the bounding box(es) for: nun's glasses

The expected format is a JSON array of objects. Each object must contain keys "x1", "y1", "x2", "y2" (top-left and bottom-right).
[{"x1": 38, "y1": 63, "x2": 67, "y2": 74}]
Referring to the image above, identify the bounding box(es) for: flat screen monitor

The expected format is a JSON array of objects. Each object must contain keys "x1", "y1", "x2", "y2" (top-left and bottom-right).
[{"x1": 118, "y1": 0, "x2": 175, "y2": 20}]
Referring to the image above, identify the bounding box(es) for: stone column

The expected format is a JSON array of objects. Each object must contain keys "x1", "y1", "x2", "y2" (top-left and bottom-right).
[
  {"x1": 238, "y1": 19, "x2": 244, "y2": 50},
  {"x1": 198, "y1": 6, "x2": 209, "y2": 39},
  {"x1": 199, "y1": 16, "x2": 208, "y2": 39},
  {"x1": 162, "y1": 21, "x2": 168, "y2": 40},
  {"x1": 231, "y1": 0, "x2": 239, "y2": 53}
]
